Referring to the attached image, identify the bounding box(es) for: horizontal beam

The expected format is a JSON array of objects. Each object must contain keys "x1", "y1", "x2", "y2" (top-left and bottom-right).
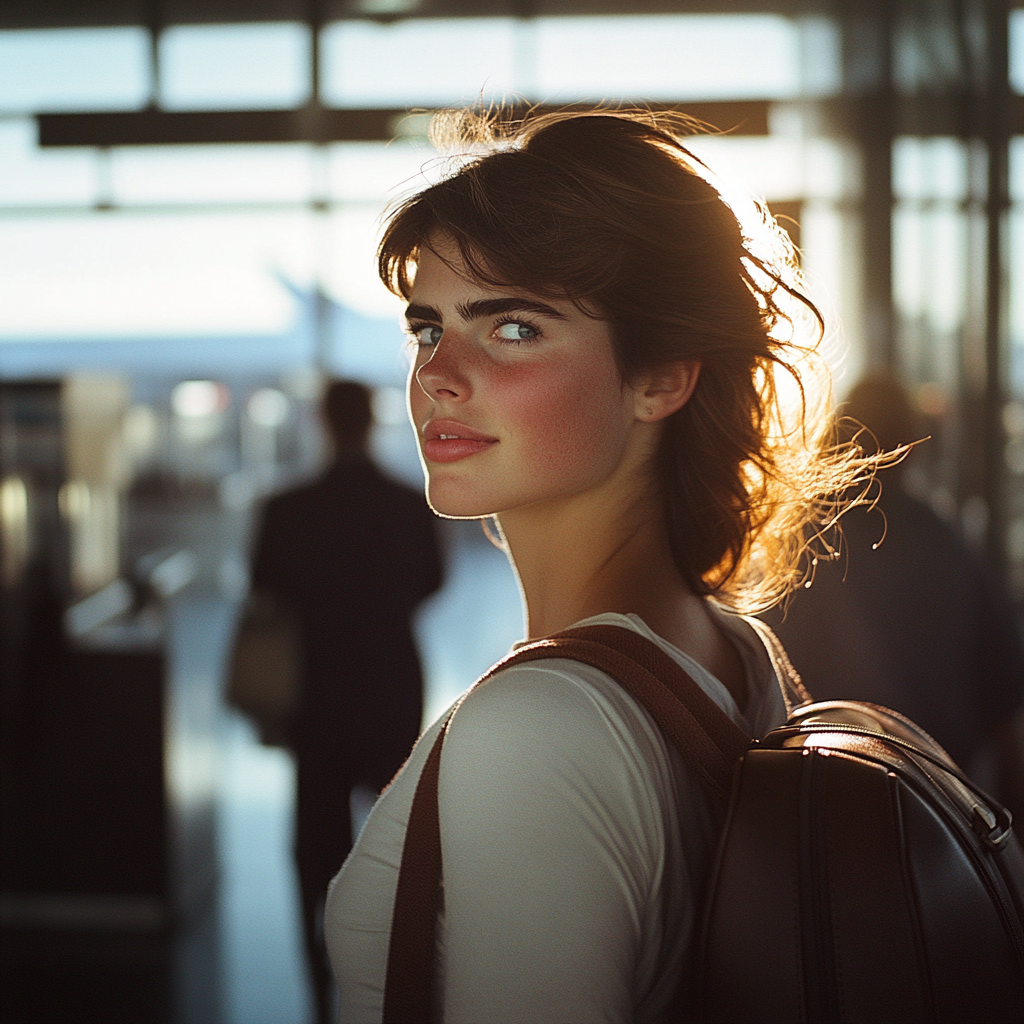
[
  {"x1": 36, "y1": 101, "x2": 771, "y2": 147},
  {"x1": 39, "y1": 107, "x2": 402, "y2": 146},
  {"x1": 821, "y1": 94, "x2": 1024, "y2": 139},
  {"x1": 36, "y1": 93, "x2": 1024, "y2": 150}
]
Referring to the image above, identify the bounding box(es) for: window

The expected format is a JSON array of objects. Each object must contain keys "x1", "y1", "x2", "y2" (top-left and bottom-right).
[{"x1": 0, "y1": 27, "x2": 150, "y2": 113}]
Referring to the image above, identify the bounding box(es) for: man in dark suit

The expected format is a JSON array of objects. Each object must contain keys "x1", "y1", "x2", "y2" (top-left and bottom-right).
[{"x1": 250, "y1": 380, "x2": 443, "y2": 1024}]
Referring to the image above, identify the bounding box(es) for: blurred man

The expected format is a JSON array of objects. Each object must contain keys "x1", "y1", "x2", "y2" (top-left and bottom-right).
[
  {"x1": 765, "y1": 374, "x2": 1024, "y2": 819},
  {"x1": 250, "y1": 380, "x2": 443, "y2": 1024}
]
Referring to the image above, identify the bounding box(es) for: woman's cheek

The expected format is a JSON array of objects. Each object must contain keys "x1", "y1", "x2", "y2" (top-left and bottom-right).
[{"x1": 506, "y1": 363, "x2": 626, "y2": 484}]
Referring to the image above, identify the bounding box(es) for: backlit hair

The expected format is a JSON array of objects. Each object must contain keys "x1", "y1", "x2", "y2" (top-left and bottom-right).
[{"x1": 379, "y1": 109, "x2": 884, "y2": 612}]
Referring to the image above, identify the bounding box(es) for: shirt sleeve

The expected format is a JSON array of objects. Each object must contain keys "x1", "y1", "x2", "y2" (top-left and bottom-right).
[{"x1": 436, "y1": 663, "x2": 673, "y2": 1024}]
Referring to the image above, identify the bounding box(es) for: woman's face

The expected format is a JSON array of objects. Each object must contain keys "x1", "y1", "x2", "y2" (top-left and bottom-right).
[{"x1": 406, "y1": 239, "x2": 646, "y2": 520}]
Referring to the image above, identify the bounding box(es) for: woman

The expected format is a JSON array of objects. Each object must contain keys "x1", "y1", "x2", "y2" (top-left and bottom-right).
[{"x1": 325, "y1": 110, "x2": 870, "y2": 1023}]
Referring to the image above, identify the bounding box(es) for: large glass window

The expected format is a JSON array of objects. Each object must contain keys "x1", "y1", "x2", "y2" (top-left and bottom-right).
[
  {"x1": 0, "y1": 212, "x2": 306, "y2": 340},
  {"x1": 1010, "y1": 8, "x2": 1024, "y2": 93},
  {"x1": 0, "y1": 119, "x2": 99, "y2": 206},
  {"x1": 531, "y1": 15, "x2": 803, "y2": 102},
  {"x1": 0, "y1": 28, "x2": 151, "y2": 113},
  {"x1": 0, "y1": 17, "x2": 864, "y2": 461},
  {"x1": 158, "y1": 23, "x2": 311, "y2": 110},
  {"x1": 891, "y1": 136, "x2": 981, "y2": 524},
  {"x1": 110, "y1": 144, "x2": 316, "y2": 205},
  {"x1": 320, "y1": 14, "x2": 836, "y2": 108},
  {"x1": 321, "y1": 18, "x2": 519, "y2": 107}
]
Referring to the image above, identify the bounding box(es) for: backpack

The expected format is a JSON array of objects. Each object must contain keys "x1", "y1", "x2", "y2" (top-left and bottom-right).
[{"x1": 383, "y1": 622, "x2": 1024, "y2": 1023}]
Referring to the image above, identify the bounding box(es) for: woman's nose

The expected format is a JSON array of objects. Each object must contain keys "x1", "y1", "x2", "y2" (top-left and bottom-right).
[{"x1": 415, "y1": 333, "x2": 471, "y2": 402}]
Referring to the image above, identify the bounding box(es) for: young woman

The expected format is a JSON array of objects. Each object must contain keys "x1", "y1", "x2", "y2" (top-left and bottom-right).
[{"x1": 324, "y1": 110, "x2": 870, "y2": 1023}]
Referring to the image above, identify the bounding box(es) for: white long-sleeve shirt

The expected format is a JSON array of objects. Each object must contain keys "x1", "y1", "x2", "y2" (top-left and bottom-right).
[{"x1": 325, "y1": 611, "x2": 787, "y2": 1023}]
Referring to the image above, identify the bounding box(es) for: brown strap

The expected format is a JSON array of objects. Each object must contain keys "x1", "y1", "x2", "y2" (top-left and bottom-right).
[
  {"x1": 382, "y1": 624, "x2": 755, "y2": 1023},
  {"x1": 381, "y1": 729, "x2": 445, "y2": 1023},
  {"x1": 744, "y1": 616, "x2": 813, "y2": 713},
  {"x1": 556, "y1": 626, "x2": 752, "y2": 782}
]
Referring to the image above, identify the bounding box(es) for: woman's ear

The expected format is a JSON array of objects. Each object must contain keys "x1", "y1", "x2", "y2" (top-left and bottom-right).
[{"x1": 634, "y1": 362, "x2": 701, "y2": 422}]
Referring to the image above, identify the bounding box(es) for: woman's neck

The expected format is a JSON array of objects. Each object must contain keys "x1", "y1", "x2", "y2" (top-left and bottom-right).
[
  {"x1": 498, "y1": 494, "x2": 674, "y2": 636},
  {"x1": 496, "y1": 490, "x2": 748, "y2": 706}
]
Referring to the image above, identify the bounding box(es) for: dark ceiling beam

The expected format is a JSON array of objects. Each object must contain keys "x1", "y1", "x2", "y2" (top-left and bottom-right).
[
  {"x1": 36, "y1": 100, "x2": 772, "y2": 146},
  {"x1": 821, "y1": 93, "x2": 1024, "y2": 139},
  {"x1": 37, "y1": 93, "x2": 1024, "y2": 148},
  {"x1": 0, "y1": 1, "x2": 813, "y2": 30}
]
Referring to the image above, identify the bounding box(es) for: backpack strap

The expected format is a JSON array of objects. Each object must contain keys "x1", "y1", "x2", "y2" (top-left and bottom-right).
[
  {"x1": 382, "y1": 624, "x2": 753, "y2": 1023},
  {"x1": 744, "y1": 615, "x2": 813, "y2": 713}
]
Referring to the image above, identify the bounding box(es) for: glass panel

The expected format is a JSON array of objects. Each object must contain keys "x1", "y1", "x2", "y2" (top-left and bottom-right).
[
  {"x1": 321, "y1": 18, "x2": 518, "y2": 107},
  {"x1": 686, "y1": 135, "x2": 803, "y2": 202},
  {"x1": 801, "y1": 136, "x2": 861, "y2": 202},
  {"x1": 0, "y1": 213, "x2": 314, "y2": 338},
  {"x1": 893, "y1": 137, "x2": 969, "y2": 201},
  {"x1": 321, "y1": 205, "x2": 405, "y2": 321},
  {"x1": 321, "y1": 14, "x2": 810, "y2": 108},
  {"x1": 1010, "y1": 8, "x2": 1024, "y2": 94},
  {"x1": 0, "y1": 27, "x2": 151, "y2": 114},
  {"x1": 893, "y1": 208, "x2": 968, "y2": 384},
  {"x1": 159, "y1": 22, "x2": 311, "y2": 111},
  {"x1": 110, "y1": 144, "x2": 315, "y2": 204},
  {"x1": 798, "y1": 17, "x2": 843, "y2": 98},
  {"x1": 1012, "y1": 135, "x2": 1024, "y2": 204},
  {"x1": 798, "y1": 200, "x2": 866, "y2": 387},
  {"x1": 0, "y1": 119, "x2": 98, "y2": 207},
  {"x1": 891, "y1": 136, "x2": 982, "y2": 525},
  {"x1": 893, "y1": 6, "x2": 965, "y2": 95},
  {"x1": 533, "y1": 15, "x2": 800, "y2": 102},
  {"x1": 326, "y1": 140, "x2": 438, "y2": 202}
]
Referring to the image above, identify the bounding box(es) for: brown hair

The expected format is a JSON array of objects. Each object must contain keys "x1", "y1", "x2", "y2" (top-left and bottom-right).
[{"x1": 379, "y1": 109, "x2": 880, "y2": 612}]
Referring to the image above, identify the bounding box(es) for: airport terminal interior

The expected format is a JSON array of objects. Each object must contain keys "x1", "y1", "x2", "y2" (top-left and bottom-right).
[{"x1": 1, "y1": 1, "x2": 1023, "y2": 1021}]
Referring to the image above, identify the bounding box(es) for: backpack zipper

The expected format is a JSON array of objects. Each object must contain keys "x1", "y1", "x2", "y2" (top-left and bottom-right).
[{"x1": 799, "y1": 748, "x2": 841, "y2": 1022}]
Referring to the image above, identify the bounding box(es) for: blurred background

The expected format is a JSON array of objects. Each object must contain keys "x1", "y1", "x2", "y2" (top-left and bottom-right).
[{"x1": 0, "y1": 2, "x2": 1022, "y2": 1022}]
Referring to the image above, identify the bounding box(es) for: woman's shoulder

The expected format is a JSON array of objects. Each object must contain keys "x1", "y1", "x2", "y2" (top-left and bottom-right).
[
  {"x1": 449, "y1": 649, "x2": 668, "y2": 754},
  {"x1": 437, "y1": 654, "x2": 687, "y2": 888},
  {"x1": 439, "y1": 642, "x2": 687, "y2": 830},
  {"x1": 450, "y1": 610, "x2": 786, "y2": 750}
]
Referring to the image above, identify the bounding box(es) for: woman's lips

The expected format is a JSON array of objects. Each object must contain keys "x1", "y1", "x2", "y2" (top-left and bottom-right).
[{"x1": 421, "y1": 420, "x2": 498, "y2": 463}]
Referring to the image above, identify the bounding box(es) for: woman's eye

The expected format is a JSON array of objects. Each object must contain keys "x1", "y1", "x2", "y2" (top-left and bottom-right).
[
  {"x1": 495, "y1": 321, "x2": 538, "y2": 342},
  {"x1": 414, "y1": 325, "x2": 443, "y2": 347}
]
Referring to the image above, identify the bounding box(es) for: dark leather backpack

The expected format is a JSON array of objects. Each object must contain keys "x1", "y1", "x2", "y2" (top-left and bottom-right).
[{"x1": 383, "y1": 622, "x2": 1024, "y2": 1023}]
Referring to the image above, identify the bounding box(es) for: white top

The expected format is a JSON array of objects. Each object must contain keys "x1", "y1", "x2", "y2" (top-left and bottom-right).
[{"x1": 325, "y1": 611, "x2": 787, "y2": 1024}]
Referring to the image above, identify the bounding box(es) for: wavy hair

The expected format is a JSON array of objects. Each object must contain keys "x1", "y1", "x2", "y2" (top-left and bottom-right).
[{"x1": 379, "y1": 108, "x2": 886, "y2": 612}]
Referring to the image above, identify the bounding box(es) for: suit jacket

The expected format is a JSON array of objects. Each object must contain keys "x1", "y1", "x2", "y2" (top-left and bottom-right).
[{"x1": 251, "y1": 457, "x2": 443, "y2": 775}]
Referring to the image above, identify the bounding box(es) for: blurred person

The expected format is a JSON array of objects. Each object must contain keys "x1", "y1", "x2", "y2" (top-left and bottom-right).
[
  {"x1": 323, "y1": 110, "x2": 884, "y2": 1021},
  {"x1": 764, "y1": 373, "x2": 1024, "y2": 818},
  {"x1": 250, "y1": 379, "x2": 443, "y2": 1024}
]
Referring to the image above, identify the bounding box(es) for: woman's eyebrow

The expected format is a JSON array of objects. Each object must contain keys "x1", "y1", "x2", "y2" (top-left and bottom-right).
[
  {"x1": 457, "y1": 298, "x2": 568, "y2": 321},
  {"x1": 404, "y1": 303, "x2": 442, "y2": 323}
]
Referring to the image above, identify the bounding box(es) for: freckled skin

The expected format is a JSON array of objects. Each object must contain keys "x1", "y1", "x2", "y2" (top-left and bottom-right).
[{"x1": 408, "y1": 245, "x2": 639, "y2": 520}]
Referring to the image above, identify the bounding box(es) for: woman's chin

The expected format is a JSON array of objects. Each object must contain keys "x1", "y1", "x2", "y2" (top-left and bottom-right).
[{"x1": 424, "y1": 483, "x2": 498, "y2": 520}]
